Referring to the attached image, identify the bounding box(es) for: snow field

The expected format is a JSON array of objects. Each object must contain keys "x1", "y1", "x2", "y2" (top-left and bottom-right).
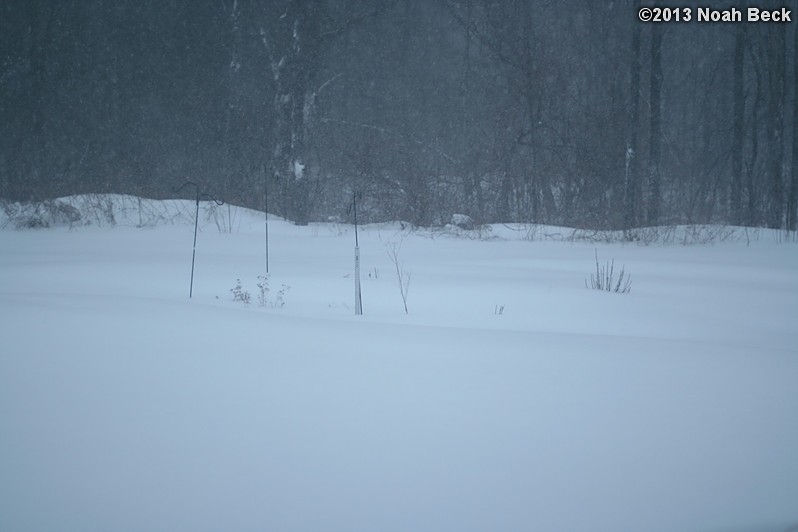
[{"x1": 1, "y1": 203, "x2": 796, "y2": 532}]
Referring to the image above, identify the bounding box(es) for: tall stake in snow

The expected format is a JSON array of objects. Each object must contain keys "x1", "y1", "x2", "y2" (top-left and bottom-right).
[
  {"x1": 190, "y1": 195, "x2": 199, "y2": 298},
  {"x1": 353, "y1": 191, "x2": 363, "y2": 315},
  {"x1": 175, "y1": 181, "x2": 223, "y2": 298},
  {"x1": 263, "y1": 164, "x2": 270, "y2": 274}
]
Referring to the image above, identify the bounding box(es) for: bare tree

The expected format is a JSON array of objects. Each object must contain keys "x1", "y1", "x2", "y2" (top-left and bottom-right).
[
  {"x1": 647, "y1": 23, "x2": 663, "y2": 226},
  {"x1": 788, "y1": 20, "x2": 798, "y2": 232},
  {"x1": 764, "y1": 24, "x2": 787, "y2": 229},
  {"x1": 259, "y1": 1, "x2": 324, "y2": 225},
  {"x1": 625, "y1": 0, "x2": 643, "y2": 231},
  {"x1": 731, "y1": 24, "x2": 745, "y2": 225}
]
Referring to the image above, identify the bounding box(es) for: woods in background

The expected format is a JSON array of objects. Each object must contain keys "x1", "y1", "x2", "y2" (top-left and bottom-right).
[{"x1": 1, "y1": 0, "x2": 796, "y2": 230}]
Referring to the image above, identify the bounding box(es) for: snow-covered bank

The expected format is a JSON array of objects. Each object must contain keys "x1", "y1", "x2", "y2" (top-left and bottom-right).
[{"x1": 1, "y1": 198, "x2": 796, "y2": 532}]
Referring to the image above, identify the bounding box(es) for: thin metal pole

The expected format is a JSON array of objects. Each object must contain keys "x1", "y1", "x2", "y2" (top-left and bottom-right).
[
  {"x1": 263, "y1": 164, "x2": 269, "y2": 273},
  {"x1": 353, "y1": 191, "x2": 359, "y2": 247},
  {"x1": 355, "y1": 245, "x2": 362, "y2": 315},
  {"x1": 174, "y1": 180, "x2": 223, "y2": 299},
  {"x1": 354, "y1": 191, "x2": 362, "y2": 315},
  {"x1": 189, "y1": 194, "x2": 199, "y2": 298}
]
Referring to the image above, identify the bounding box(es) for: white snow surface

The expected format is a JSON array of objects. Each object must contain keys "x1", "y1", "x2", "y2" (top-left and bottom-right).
[{"x1": 1, "y1": 198, "x2": 797, "y2": 532}]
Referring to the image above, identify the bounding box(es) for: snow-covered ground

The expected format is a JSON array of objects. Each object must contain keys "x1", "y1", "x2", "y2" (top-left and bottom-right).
[{"x1": 1, "y1": 198, "x2": 797, "y2": 532}]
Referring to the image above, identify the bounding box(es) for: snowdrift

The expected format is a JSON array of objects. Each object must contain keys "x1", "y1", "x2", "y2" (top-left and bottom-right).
[{"x1": 1, "y1": 195, "x2": 796, "y2": 532}]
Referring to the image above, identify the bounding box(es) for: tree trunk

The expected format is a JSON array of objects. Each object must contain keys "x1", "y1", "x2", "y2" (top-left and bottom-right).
[
  {"x1": 788, "y1": 21, "x2": 798, "y2": 232},
  {"x1": 731, "y1": 24, "x2": 745, "y2": 225},
  {"x1": 624, "y1": 0, "x2": 642, "y2": 230},
  {"x1": 765, "y1": 25, "x2": 786, "y2": 229},
  {"x1": 647, "y1": 24, "x2": 663, "y2": 226},
  {"x1": 224, "y1": 0, "x2": 244, "y2": 204},
  {"x1": 264, "y1": 0, "x2": 323, "y2": 225},
  {"x1": 25, "y1": 0, "x2": 54, "y2": 200}
]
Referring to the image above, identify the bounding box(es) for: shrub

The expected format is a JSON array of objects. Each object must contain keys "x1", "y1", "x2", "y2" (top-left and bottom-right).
[
  {"x1": 255, "y1": 275, "x2": 290, "y2": 308},
  {"x1": 585, "y1": 249, "x2": 632, "y2": 294},
  {"x1": 3, "y1": 199, "x2": 82, "y2": 229},
  {"x1": 230, "y1": 279, "x2": 251, "y2": 305}
]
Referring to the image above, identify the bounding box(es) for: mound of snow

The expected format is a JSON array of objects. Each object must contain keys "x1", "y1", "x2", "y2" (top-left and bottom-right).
[{"x1": 1, "y1": 196, "x2": 796, "y2": 532}]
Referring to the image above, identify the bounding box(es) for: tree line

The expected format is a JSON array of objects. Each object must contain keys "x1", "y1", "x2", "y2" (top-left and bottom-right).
[{"x1": 1, "y1": 0, "x2": 796, "y2": 230}]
